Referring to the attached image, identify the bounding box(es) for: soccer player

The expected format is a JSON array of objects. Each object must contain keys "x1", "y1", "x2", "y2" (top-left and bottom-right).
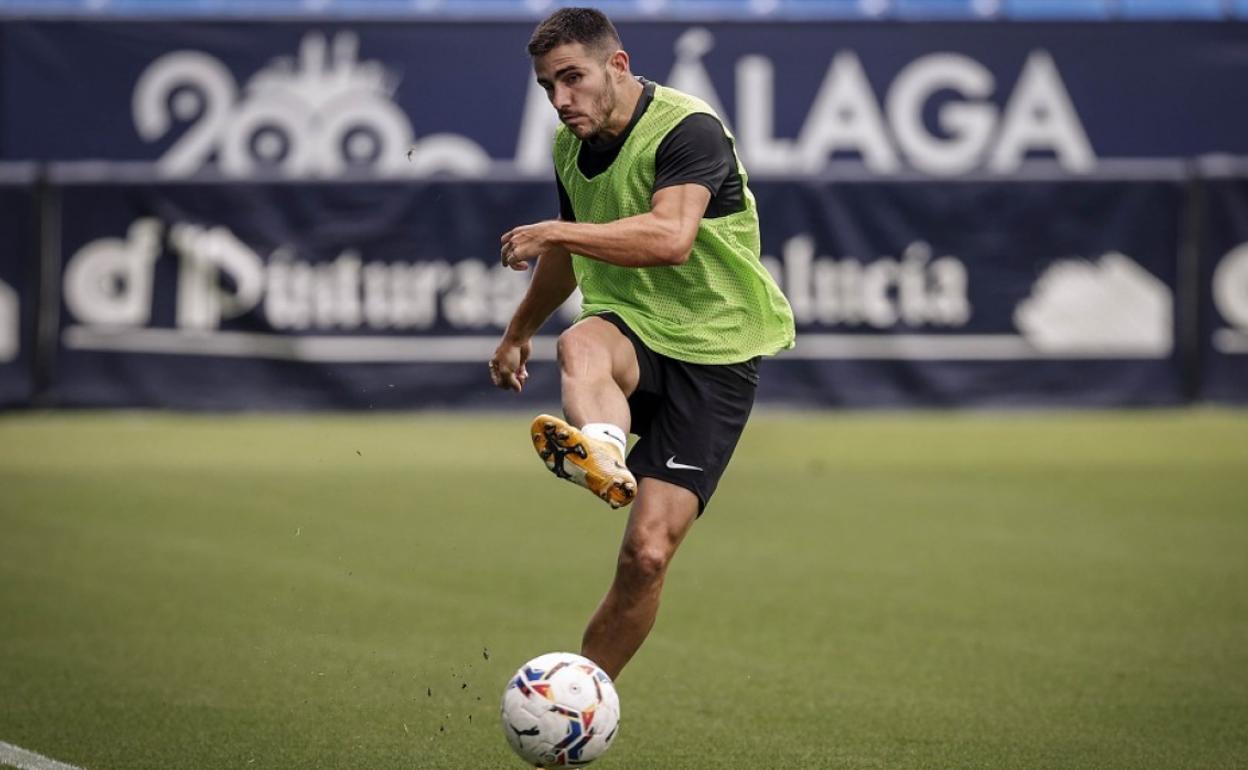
[{"x1": 489, "y1": 7, "x2": 795, "y2": 680}]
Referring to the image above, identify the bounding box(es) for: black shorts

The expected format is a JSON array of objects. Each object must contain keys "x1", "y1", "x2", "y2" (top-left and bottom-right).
[{"x1": 598, "y1": 313, "x2": 759, "y2": 514}]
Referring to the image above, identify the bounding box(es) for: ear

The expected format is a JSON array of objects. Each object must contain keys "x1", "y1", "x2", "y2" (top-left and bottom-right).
[{"x1": 607, "y1": 49, "x2": 630, "y2": 79}]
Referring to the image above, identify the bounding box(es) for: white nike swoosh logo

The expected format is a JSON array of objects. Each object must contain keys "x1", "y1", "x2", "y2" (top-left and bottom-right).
[{"x1": 665, "y1": 456, "x2": 703, "y2": 472}]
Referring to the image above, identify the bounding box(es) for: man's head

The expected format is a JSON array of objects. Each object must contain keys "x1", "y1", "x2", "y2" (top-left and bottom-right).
[{"x1": 528, "y1": 8, "x2": 634, "y2": 142}]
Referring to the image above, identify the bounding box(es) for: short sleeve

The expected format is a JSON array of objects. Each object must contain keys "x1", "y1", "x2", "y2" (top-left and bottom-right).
[{"x1": 653, "y1": 113, "x2": 734, "y2": 197}]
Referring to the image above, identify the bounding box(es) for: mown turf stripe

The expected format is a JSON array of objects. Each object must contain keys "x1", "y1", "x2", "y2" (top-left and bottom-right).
[{"x1": 0, "y1": 742, "x2": 86, "y2": 770}]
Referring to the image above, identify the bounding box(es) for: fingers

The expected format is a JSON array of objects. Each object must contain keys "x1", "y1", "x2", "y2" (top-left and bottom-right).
[
  {"x1": 487, "y1": 359, "x2": 524, "y2": 392},
  {"x1": 500, "y1": 229, "x2": 515, "y2": 265},
  {"x1": 499, "y1": 239, "x2": 531, "y2": 272},
  {"x1": 502, "y1": 225, "x2": 544, "y2": 271},
  {"x1": 489, "y1": 337, "x2": 534, "y2": 392},
  {"x1": 499, "y1": 229, "x2": 518, "y2": 265},
  {"x1": 497, "y1": 365, "x2": 521, "y2": 391}
]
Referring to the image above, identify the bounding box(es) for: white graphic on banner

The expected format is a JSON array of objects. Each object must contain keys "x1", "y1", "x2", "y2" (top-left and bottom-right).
[
  {"x1": 170, "y1": 222, "x2": 265, "y2": 331},
  {"x1": 756, "y1": 48, "x2": 1093, "y2": 175},
  {"x1": 762, "y1": 238, "x2": 1170, "y2": 361},
  {"x1": 129, "y1": 27, "x2": 1096, "y2": 179},
  {"x1": 0, "y1": 279, "x2": 17, "y2": 363},
  {"x1": 133, "y1": 32, "x2": 489, "y2": 178},
  {"x1": 61, "y1": 218, "x2": 573, "y2": 362},
  {"x1": 1013, "y1": 253, "x2": 1172, "y2": 356},
  {"x1": 512, "y1": 30, "x2": 1096, "y2": 177},
  {"x1": 763, "y1": 237, "x2": 972, "y2": 329},
  {"x1": 63, "y1": 219, "x2": 162, "y2": 327},
  {"x1": 1212, "y1": 241, "x2": 1248, "y2": 354},
  {"x1": 666, "y1": 28, "x2": 734, "y2": 134},
  {"x1": 61, "y1": 219, "x2": 1171, "y2": 363}
]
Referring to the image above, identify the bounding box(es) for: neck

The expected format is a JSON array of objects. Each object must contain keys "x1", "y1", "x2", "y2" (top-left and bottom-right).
[{"x1": 591, "y1": 76, "x2": 644, "y2": 145}]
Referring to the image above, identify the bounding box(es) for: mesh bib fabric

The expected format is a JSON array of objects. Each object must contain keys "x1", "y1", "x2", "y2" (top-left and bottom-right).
[{"x1": 553, "y1": 84, "x2": 795, "y2": 365}]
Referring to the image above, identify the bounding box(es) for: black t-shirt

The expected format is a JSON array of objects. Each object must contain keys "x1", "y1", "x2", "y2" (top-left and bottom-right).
[{"x1": 556, "y1": 78, "x2": 745, "y2": 221}]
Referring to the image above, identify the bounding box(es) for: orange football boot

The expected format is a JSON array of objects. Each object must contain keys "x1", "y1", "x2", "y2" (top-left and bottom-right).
[{"x1": 530, "y1": 414, "x2": 636, "y2": 509}]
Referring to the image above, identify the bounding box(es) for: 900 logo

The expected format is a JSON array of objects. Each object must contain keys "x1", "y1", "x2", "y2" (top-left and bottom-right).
[{"x1": 132, "y1": 31, "x2": 489, "y2": 178}]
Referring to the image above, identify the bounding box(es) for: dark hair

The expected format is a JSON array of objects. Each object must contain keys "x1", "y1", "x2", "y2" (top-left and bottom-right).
[{"x1": 527, "y1": 7, "x2": 621, "y2": 58}]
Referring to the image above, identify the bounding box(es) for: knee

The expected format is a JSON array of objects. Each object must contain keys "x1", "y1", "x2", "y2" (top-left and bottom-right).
[
  {"x1": 557, "y1": 327, "x2": 602, "y2": 376},
  {"x1": 618, "y1": 539, "x2": 672, "y2": 585}
]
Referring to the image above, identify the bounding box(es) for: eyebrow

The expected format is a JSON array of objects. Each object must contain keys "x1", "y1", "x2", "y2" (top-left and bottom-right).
[{"x1": 538, "y1": 65, "x2": 583, "y2": 87}]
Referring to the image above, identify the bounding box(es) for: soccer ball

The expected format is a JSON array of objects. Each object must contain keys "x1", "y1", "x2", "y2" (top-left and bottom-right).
[{"x1": 500, "y1": 652, "x2": 621, "y2": 767}]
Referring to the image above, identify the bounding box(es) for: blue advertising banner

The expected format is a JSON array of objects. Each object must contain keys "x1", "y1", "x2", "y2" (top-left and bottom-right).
[
  {"x1": 46, "y1": 177, "x2": 1185, "y2": 409},
  {"x1": 1200, "y1": 173, "x2": 1248, "y2": 404},
  {"x1": 752, "y1": 178, "x2": 1185, "y2": 406},
  {"x1": 0, "y1": 180, "x2": 37, "y2": 407},
  {"x1": 49, "y1": 180, "x2": 570, "y2": 409},
  {"x1": 4, "y1": 22, "x2": 1248, "y2": 177}
]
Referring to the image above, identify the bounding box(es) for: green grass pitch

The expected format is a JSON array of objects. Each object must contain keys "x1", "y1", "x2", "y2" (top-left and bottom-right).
[{"x1": 1, "y1": 410, "x2": 1247, "y2": 769}]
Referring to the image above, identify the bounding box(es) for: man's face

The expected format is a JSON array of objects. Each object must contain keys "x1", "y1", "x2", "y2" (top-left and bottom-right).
[{"x1": 534, "y1": 42, "x2": 619, "y2": 142}]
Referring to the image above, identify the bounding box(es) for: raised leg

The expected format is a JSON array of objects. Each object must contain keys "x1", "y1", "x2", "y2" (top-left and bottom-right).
[{"x1": 556, "y1": 316, "x2": 639, "y2": 433}]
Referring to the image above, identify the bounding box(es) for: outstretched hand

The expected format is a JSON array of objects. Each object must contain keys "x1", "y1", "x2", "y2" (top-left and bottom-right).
[
  {"x1": 488, "y1": 338, "x2": 532, "y2": 392},
  {"x1": 500, "y1": 221, "x2": 562, "y2": 272}
]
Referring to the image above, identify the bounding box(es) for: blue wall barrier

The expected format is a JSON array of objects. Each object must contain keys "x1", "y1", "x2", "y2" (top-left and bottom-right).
[
  {"x1": 752, "y1": 176, "x2": 1188, "y2": 407},
  {"x1": 1, "y1": 19, "x2": 1247, "y2": 408},
  {"x1": 4, "y1": 22, "x2": 1248, "y2": 169},
  {"x1": 0, "y1": 172, "x2": 1236, "y2": 409},
  {"x1": 48, "y1": 180, "x2": 567, "y2": 409},
  {"x1": 1201, "y1": 169, "x2": 1248, "y2": 403},
  {"x1": 0, "y1": 175, "x2": 38, "y2": 408}
]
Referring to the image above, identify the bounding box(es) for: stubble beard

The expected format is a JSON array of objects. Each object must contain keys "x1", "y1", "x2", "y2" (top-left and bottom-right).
[{"x1": 583, "y1": 77, "x2": 618, "y2": 145}]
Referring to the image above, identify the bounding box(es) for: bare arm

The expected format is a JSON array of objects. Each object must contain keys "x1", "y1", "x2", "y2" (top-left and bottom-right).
[
  {"x1": 503, "y1": 243, "x2": 577, "y2": 343},
  {"x1": 501, "y1": 183, "x2": 711, "y2": 270},
  {"x1": 488, "y1": 242, "x2": 576, "y2": 392}
]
